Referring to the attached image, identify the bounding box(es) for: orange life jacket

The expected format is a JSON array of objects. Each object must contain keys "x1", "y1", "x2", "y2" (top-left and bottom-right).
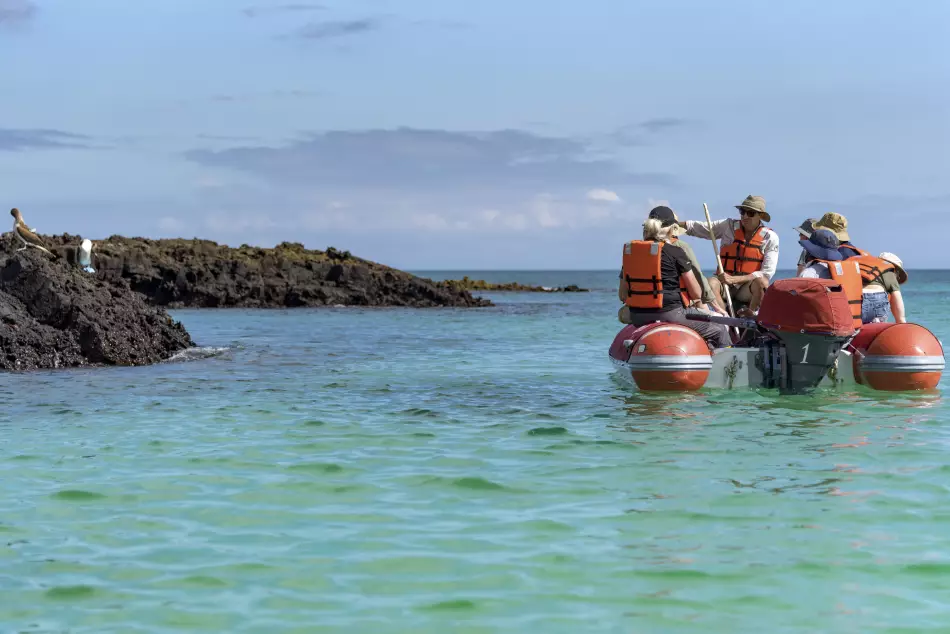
[
  {"x1": 622, "y1": 240, "x2": 689, "y2": 309},
  {"x1": 719, "y1": 224, "x2": 766, "y2": 275},
  {"x1": 842, "y1": 247, "x2": 898, "y2": 287},
  {"x1": 819, "y1": 258, "x2": 864, "y2": 328},
  {"x1": 839, "y1": 243, "x2": 868, "y2": 258}
]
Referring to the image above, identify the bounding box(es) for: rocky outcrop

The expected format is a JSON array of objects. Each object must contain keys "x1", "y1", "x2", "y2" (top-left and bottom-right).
[
  {"x1": 442, "y1": 276, "x2": 589, "y2": 293},
  {"x1": 43, "y1": 235, "x2": 492, "y2": 309},
  {"x1": 0, "y1": 242, "x2": 194, "y2": 371}
]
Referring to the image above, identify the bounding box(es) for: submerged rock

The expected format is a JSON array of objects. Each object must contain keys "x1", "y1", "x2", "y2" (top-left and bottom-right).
[
  {"x1": 44, "y1": 235, "x2": 493, "y2": 309},
  {"x1": 0, "y1": 244, "x2": 194, "y2": 371}
]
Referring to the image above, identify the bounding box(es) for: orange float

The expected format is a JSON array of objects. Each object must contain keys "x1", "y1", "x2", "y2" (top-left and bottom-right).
[
  {"x1": 851, "y1": 323, "x2": 945, "y2": 391},
  {"x1": 609, "y1": 322, "x2": 712, "y2": 391}
]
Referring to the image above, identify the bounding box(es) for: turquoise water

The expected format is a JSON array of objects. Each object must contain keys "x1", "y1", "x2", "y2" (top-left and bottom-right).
[{"x1": 2, "y1": 270, "x2": 949, "y2": 632}]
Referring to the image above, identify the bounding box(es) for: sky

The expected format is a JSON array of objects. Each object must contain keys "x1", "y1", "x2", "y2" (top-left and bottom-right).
[{"x1": 1, "y1": 0, "x2": 948, "y2": 270}]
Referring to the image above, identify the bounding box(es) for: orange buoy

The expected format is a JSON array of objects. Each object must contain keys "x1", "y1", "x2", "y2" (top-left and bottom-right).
[
  {"x1": 622, "y1": 323, "x2": 712, "y2": 391},
  {"x1": 853, "y1": 323, "x2": 945, "y2": 391}
]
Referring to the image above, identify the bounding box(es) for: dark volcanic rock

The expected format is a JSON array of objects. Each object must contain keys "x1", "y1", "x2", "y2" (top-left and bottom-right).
[
  {"x1": 442, "y1": 276, "x2": 590, "y2": 293},
  {"x1": 42, "y1": 235, "x2": 493, "y2": 309},
  {"x1": 0, "y1": 245, "x2": 194, "y2": 371}
]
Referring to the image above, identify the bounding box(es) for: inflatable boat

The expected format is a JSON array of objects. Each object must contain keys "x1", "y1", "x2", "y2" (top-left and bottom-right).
[{"x1": 609, "y1": 278, "x2": 945, "y2": 394}]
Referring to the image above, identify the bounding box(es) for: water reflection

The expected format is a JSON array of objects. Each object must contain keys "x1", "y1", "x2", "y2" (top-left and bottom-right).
[{"x1": 602, "y1": 380, "x2": 948, "y2": 504}]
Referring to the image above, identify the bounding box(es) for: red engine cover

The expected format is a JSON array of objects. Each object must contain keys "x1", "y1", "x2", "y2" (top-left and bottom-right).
[{"x1": 757, "y1": 278, "x2": 854, "y2": 337}]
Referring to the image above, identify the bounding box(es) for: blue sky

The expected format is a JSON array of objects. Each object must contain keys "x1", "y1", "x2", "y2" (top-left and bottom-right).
[{"x1": 1, "y1": 0, "x2": 948, "y2": 270}]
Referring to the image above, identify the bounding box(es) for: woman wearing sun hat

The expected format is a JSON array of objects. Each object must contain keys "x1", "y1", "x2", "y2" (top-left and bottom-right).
[
  {"x1": 812, "y1": 212, "x2": 860, "y2": 258},
  {"x1": 812, "y1": 212, "x2": 907, "y2": 323},
  {"x1": 865, "y1": 252, "x2": 907, "y2": 324},
  {"x1": 798, "y1": 228, "x2": 844, "y2": 278},
  {"x1": 798, "y1": 228, "x2": 865, "y2": 328}
]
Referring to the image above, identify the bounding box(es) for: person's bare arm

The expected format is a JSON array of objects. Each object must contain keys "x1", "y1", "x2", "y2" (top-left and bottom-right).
[
  {"x1": 889, "y1": 291, "x2": 906, "y2": 323},
  {"x1": 681, "y1": 270, "x2": 711, "y2": 311}
]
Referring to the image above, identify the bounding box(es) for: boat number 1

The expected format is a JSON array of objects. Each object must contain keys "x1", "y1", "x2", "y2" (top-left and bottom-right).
[{"x1": 801, "y1": 343, "x2": 810, "y2": 364}]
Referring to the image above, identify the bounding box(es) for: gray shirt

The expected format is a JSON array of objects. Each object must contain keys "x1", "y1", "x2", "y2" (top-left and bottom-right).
[{"x1": 800, "y1": 262, "x2": 832, "y2": 280}]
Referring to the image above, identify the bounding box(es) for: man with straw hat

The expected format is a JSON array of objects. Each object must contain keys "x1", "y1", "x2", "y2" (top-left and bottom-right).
[
  {"x1": 812, "y1": 211, "x2": 908, "y2": 323},
  {"x1": 676, "y1": 194, "x2": 779, "y2": 316}
]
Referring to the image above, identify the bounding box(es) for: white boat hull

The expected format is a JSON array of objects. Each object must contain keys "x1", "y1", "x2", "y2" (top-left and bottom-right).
[{"x1": 611, "y1": 346, "x2": 860, "y2": 391}]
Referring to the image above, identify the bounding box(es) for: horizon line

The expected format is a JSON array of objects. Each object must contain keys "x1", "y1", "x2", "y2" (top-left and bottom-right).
[{"x1": 407, "y1": 267, "x2": 950, "y2": 272}]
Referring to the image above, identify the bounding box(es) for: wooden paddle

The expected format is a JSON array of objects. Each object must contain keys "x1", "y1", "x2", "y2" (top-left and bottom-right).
[{"x1": 703, "y1": 203, "x2": 739, "y2": 337}]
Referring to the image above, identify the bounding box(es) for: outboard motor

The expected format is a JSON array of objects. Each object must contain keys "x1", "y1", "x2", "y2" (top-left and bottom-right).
[{"x1": 755, "y1": 279, "x2": 856, "y2": 394}]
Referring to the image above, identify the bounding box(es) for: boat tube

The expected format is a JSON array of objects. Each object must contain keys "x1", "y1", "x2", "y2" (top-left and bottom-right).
[{"x1": 609, "y1": 278, "x2": 944, "y2": 394}]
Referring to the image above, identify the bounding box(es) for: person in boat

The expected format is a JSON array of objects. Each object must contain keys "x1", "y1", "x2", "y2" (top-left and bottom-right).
[
  {"x1": 793, "y1": 218, "x2": 818, "y2": 275},
  {"x1": 797, "y1": 228, "x2": 865, "y2": 329},
  {"x1": 646, "y1": 205, "x2": 726, "y2": 315},
  {"x1": 811, "y1": 212, "x2": 907, "y2": 323},
  {"x1": 865, "y1": 252, "x2": 907, "y2": 323},
  {"x1": 675, "y1": 195, "x2": 778, "y2": 317},
  {"x1": 812, "y1": 212, "x2": 861, "y2": 258},
  {"x1": 618, "y1": 216, "x2": 731, "y2": 349}
]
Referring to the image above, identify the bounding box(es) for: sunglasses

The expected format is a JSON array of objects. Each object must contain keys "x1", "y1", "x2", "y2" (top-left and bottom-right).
[{"x1": 739, "y1": 209, "x2": 759, "y2": 217}]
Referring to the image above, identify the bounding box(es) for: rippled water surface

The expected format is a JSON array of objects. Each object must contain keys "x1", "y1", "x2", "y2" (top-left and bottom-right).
[{"x1": 2, "y1": 270, "x2": 949, "y2": 633}]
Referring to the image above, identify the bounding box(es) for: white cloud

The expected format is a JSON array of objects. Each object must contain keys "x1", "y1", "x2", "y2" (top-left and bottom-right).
[
  {"x1": 530, "y1": 193, "x2": 564, "y2": 228},
  {"x1": 478, "y1": 209, "x2": 500, "y2": 224},
  {"x1": 502, "y1": 214, "x2": 529, "y2": 231},
  {"x1": 587, "y1": 188, "x2": 622, "y2": 203}
]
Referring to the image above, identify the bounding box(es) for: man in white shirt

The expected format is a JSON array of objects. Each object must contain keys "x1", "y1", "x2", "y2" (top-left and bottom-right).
[{"x1": 676, "y1": 195, "x2": 779, "y2": 316}]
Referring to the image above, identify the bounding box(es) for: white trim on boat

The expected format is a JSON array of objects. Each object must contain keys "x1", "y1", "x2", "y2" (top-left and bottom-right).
[
  {"x1": 859, "y1": 355, "x2": 946, "y2": 373},
  {"x1": 626, "y1": 355, "x2": 714, "y2": 371}
]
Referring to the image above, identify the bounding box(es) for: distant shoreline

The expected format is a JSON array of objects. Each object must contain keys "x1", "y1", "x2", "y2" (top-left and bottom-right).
[{"x1": 439, "y1": 276, "x2": 589, "y2": 293}]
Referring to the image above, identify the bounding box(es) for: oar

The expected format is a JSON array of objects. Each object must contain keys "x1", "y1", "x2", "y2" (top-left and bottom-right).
[{"x1": 703, "y1": 203, "x2": 739, "y2": 338}]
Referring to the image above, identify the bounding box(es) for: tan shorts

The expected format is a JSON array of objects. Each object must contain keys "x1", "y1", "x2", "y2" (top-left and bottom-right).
[
  {"x1": 729, "y1": 280, "x2": 757, "y2": 304},
  {"x1": 708, "y1": 277, "x2": 757, "y2": 307}
]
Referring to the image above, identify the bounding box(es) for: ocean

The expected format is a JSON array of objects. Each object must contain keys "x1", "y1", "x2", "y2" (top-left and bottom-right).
[{"x1": 2, "y1": 269, "x2": 949, "y2": 632}]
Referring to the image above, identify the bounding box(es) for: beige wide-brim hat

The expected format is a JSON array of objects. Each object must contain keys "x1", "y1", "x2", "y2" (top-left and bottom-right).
[
  {"x1": 735, "y1": 195, "x2": 770, "y2": 222},
  {"x1": 879, "y1": 252, "x2": 908, "y2": 284},
  {"x1": 814, "y1": 212, "x2": 850, "y2": 242}
]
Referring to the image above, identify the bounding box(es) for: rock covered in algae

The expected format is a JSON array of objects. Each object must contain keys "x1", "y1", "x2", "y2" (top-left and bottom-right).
[
  {"x1": 0, "y1": 241, "x2": 194, "y2": 371},
  {"x1": 45, "y1": 235, "x2": 493, "y2": 309}
]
